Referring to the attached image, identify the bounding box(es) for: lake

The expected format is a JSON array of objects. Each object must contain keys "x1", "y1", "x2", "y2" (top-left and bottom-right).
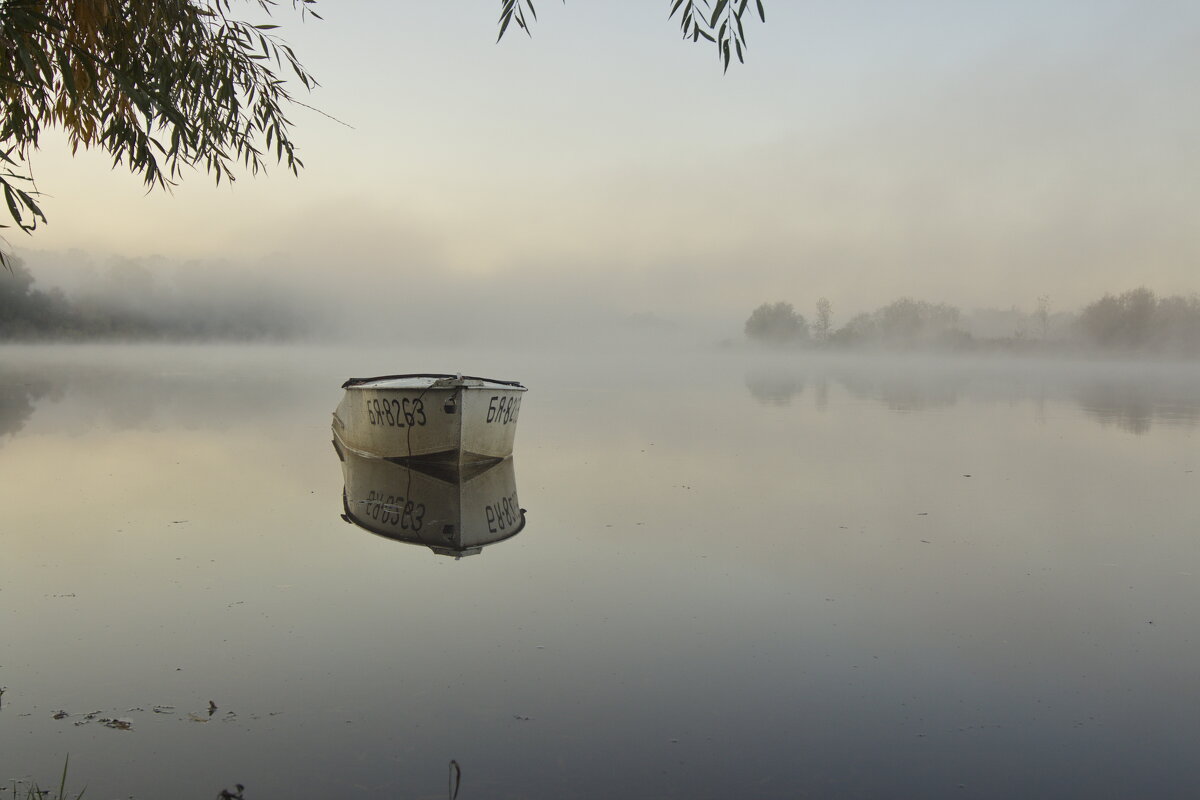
[{"x1": 2, "y1": 343, "x2": 1198, "y2": 799}]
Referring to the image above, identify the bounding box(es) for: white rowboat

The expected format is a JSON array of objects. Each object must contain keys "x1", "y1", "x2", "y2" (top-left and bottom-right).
[{"x1": 332, "y1": 374, "x2": 526, "y2": 464}]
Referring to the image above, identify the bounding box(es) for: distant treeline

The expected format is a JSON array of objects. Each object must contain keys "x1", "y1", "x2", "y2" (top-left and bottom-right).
[
  {"x1": 1, "y1": 257, "x2": 311, "y2": 341},
  {"x1": 745, "y1": 289, "x2": 1200, "y2": 356}
]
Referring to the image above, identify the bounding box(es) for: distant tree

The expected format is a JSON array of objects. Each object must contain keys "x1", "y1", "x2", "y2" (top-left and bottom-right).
[
  {"x1": 745, "y1": 301, "x2": 809, "y2": 345},
  {"x1": 1078, "y1": 288, "x2": 1200, "y2": 355},
  {"x1": 814, "y1": 297, "x2": 832, "y2": 342},
  {"x1": 827, "y1": 298, "x2": 966, "y2": 349},
  {"x1": 0, "y1": 256, "x2": 76, "y2": 336},
  {"x1": 875, "y1": 298, "x2": 962, "y2": 345},
  {"x1": 1150, "y1": 294, "x2": 1200, "y2": 355},
  {"x1": 1078, "y1": 288, "x2": 1156, "y2": 349},
  {"x1": 828, "y1": 312, "x2": 872, "y2": 346}
]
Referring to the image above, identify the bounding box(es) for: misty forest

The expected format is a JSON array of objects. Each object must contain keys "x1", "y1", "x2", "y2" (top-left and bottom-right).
[
  {"x1": 5, "y1": 255, "x2": 1200, "y2": 358},
  {"x1": 743, "y1": 290, "x2": 1200, "y2": 356},
  {"x1": 0, "y1": 257, "x2": 310, "y2": 340},
  {"x1": 4, "y1": 2, "x2": 1199, "y2": 800}
]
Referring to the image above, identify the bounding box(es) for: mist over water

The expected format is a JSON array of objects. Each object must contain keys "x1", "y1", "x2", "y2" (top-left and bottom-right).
[
  {"x1": 6, "y1": 248, "x2": 1197, "y2": 366},
  {"x1": 2, "y1": 342, "x2": 1198, "y2": 799}
]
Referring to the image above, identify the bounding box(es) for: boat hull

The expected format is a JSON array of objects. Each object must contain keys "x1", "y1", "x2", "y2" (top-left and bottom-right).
[{"x1": 332, "y1": 375, "x2": 525, "y2": 464}]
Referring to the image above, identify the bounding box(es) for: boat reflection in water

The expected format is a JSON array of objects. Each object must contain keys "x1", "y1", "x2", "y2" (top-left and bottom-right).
[{"x1": 335, "y1": 442, "x2": 526, "y2": 558}]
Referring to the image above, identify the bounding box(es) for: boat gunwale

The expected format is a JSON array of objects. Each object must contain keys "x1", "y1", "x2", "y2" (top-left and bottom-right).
[{"x1": 341, "y1": 373, "x2": 526, "y2": 390}]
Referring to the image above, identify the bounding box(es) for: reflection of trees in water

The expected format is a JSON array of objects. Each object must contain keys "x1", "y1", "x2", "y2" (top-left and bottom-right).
[
  {"x1": 746, "y1": 366, "x2": 966, "y2": 412},
  {"x1": 0, "y1": 355, "x2": 320, "y2": 437},
  {"x1": 743, "y1": 360, "x2": 1200, "y2": 435},
  {"x1": 832, "y1": 369, "x2": 966, "y2": 412},
  {"x1": 815, "y1": 377, "x2": 829, "y2": 412},
  {"x1": 745, "y1": 373, "x2": 805, "y2": 406},
  {"x1": 1073, "y1": 380, "x2": 1200, "y2": 436},
  {"x1": 0, "y1": 371, "x2": 58, "y2": 440}
]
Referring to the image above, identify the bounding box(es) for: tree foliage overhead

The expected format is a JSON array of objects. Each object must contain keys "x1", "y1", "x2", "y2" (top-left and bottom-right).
[
  {"x1": 0, "y1": 0, "x2": 319, "y2": 261},
  {"x1": 498, "y1": 0, "x2": 766, "y2": 72},
  {"x1": 0, "y1": 0, "x2": 767, "y2": 271}
]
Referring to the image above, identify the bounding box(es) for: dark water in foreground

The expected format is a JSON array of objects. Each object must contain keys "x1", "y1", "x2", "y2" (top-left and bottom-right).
[{"x1": 2, "y1": 345, "x2": 1198, "y2": 799}]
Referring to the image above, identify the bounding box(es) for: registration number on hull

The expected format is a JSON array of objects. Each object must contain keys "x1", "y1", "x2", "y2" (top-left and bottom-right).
[
  {"x1": 486, "y1": 395, "x2": 521, "y2": 425},
  {"x1": 366, "y1": 397, "x2": 428, "y2": 428}
]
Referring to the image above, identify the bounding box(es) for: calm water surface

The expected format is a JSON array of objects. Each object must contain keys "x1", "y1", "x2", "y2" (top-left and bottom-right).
[{"x1": 2, "y1": 344, "x2": 1198, "y2": 799}]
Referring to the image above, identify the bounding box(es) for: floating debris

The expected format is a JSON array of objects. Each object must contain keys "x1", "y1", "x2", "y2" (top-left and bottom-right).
[
  {"x1": 52, "y1": 710, "x2": 69, "y2": 720},
  {"x1": 216, "y1": 784, "x2": 245, "y2": 799},
  {"x1": 153, "y1": 705, "x2": 176, "y2": 714},
  {"x1": 101, "y1": 718, "x2": 133, "y2": 730}
]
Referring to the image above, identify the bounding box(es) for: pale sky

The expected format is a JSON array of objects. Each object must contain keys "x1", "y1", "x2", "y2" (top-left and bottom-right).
[{"x1": 14, "y1": 0, "x2": 1200, "y2": 335}]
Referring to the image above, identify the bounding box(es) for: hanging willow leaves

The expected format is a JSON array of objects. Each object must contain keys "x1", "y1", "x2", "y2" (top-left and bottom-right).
[
  {"x1": 0, "y1": 1, "x2": 767, "y2": 274},
  {"x1": 498, "y1": 0, "x2": 766, "y2": 72},
  {"x1": 0, "y1": 0, "x2": 320, "y2": 268}
]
